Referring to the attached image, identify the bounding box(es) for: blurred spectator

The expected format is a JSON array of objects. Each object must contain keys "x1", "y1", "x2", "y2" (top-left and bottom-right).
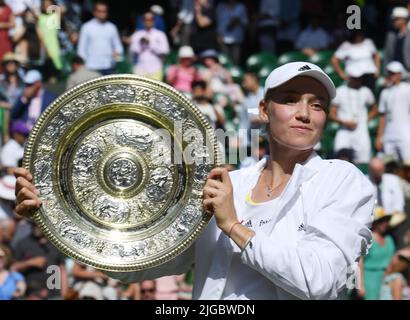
[
  {"x1": 37, "y1": 0, "x2": 63, "y2": 82},
  {"x1": 77, "y1": 1, "x2": 123, "y2": 75},
  {"x1": 0, "y1": 218, "x2": 16, "y2": 243},
  {"x1": 329, "y1": 65, "x2": 377, "y2": 164},
  {"x1": 0, "y1": 244, "x2": 26, "y2": 300},
  {"x1": 277, "y1": 0, "x2": 301, "y2": 53},
  {"x1": 333, "y1": 148, "x2": 355, "y2": 163},
  {"x1": 295, "y1": 15, "x2": 330, "y2": 57},
  {"x1": 0, "y1": 52, "x2": 24, "y2": 107},
  {"x1": 11, "y1": 69, "x2": 56, "y2": 130},
  {"x1": 5, "y1": 0, "x2": 40, "y2": 39},
  {"x1": 332, "y1": 30, "x2": 381, "y2": 92},
  {"x1": 216, "y1": 0, "x2": 248, "y2": 65},
  {"x1": 192, "y1": 80, "x2": 224, "y2": 129},
  {"x1": 66, "y1": 55, "x2": 100, "y2": 90},
  {"x1": 401, "y1": 158, "x2": 410, "y2": 200},
  {"x1": 0, "y1": 120, "x2": 29, "y2": 169},
  {"x1": 166, "y1": 45, "x2": 201, "y2": 97},
  {"x1": 363, "y1": 206, "x2": 396, "y2": 300},
  {"x1": 13, "y1": 9, "x2": 44, "y2": 69},
  {"x1": 130, "y1": 11, "x2": 170, "y2": 81},
  {"x1": 199, "y1": 49, "x2": 231, "y2": 95},
  {"x1": 72, "y1": 262, "x2": 118, "y2": 300},
  {"x1": 190, "y1": 0, "x2": 218, "y2": 54},
  {"x1": 140, "y1": 280, "x2": 156, "y2": 300},
  {"x1": 117, "y1": 282, "x2": 140, "y2": 300},
  {"x1": 330, "y1": 13, "x2": 352, "y2": 49},
  {"x1": 155, "y1": 275, "x2": 185, "y2": 300},
  {"x1": 239, "y1": 72, "x2": 264, "y2": 146},
  {"x1": 376, "y1": 61, "x2": 410, "y2": 162},
  {"x1": 170, "y1": 0, "x2": 195, "y2": 46},
  {"x1": 256, "y1": 0, "x2": 280, "y2": 53},
  {"x1": 380, "y1": 253, "x2": 410, "y2": 299},
  {"x1": 11, "y1": 223, "x2": 68, "y2": 299},
  {"x1": 384, "y1": 7, "x2": 410, "y2": 73},
  {"x1": 369, "y1": 157, "x2": 405, "y2": 215},
  {"x1": 136, "y1": 4, "x2": 166, "y2": 32},
  {"x1": 0, "y1": 0, "x2": 15, "y2": 68}
]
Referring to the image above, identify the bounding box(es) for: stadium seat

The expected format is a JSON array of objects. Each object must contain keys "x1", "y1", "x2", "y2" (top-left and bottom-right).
[
  {"x1": 258, "y1": 63, "x2": 277, "y2": 83},
  {"x1": 226, "y1": 65, "x2": 244, "y2": 85},
  {"x1": 116, "y1": 56, "x2": 133, "y2": 74},
  {"x1": 323, "y1": 64, "x2": 345, "y2": 87},
  {"x1": 309, "y1": 50, "x2": 334, "y2": 68},
  {"x1": 277, "y1": 51, "x2": 308, "y2": 65},
  {"x1": 356, "y1": 163, "x2": 369, "y2": 175},
  {"x1": 218, "y1": 53, "x2": 233, "y2": 68},
  {"x1": 164, "y1": 50, "x2": 178, "y2": 66},
  {"x1": 246, "y1": 52, "x2": 277, "y2": 72}
]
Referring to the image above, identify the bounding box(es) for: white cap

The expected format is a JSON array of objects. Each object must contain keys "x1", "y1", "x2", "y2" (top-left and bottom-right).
[
  {"x1": 345, "y1": 64, "x2": 365, "y2": 78},
  {"x1": 178, "y1": 45, "x2": 195, "y2": 59},
  {"x1": 150, "y1": 5, "x2": 164, "y2": 15},
  {"x1": 264, "y1": 62, "x2": 336, "y2": 100},
  {"x1": 23, "y1": 69, "x2": 42, "y2": 85},
  {"x1": 391, "y1": 7, "x2": 409, "y2": 19},
  {"x1": 386, "y1": 61, "x2": 405, "y2": 74}
]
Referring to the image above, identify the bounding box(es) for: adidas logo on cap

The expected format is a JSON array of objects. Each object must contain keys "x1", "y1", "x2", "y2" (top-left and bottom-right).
[{"x1": 298, "y1": 65, "x2": 312, "y2": 72}]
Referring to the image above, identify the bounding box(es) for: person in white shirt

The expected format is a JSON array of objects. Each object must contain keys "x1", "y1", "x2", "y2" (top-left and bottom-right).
[
  {"x1": 376, "y1": 61, "x2": 410, "y2": 163},
  {"x1": 14, "y1": 62, "x2": 375, "y2": 300},
  {"x1": 331, "y1": 30, "x2": 380, "y2": 93},
  {"x1": 77, "y1": 1, "x2": 123, "y2": 75},
  {"x1": 329, "y1": 65, "x2": 378, "y2": 164},
  {"x1": 129, "y1": 11, "x2": 170, "y2": 81},
  {"x1": 368, "y1": 157, "x2": 405, "y2": 215}
]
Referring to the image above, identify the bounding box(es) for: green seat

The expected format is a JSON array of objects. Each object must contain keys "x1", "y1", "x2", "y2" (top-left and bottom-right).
[
  {"x1": 218, "y1": 53, "x2": 233, "y2": 68},
  {"x1": 309, "y1": 50, "x2": 334, "y2": 68},
  {"x1": 246, "y1": 52, "x2": 277, "y2": 72},
  {"x1": 226, "y1": 65, "x2": 244, "y2": 85},
  {"x1": 323, "y1": 64, "x2": 345, "y2": 87},
  {"x1": 375, "y1": 77, "x2": 386, "y2": 98},
  {"x1": 116, "y1": 56, "x2": 133, "y2": 74},
  {"x1": 321, "y1": 122, "x2": 339, "y2": 158},
  {"x1": 164, "y1": 50, "x2": 178, "y2": 66},
  {"x1": 258, "y1": 63, "x2": 277, "y2": 84},
  {"x1": 356, "y1": 163, "x2": 369, "y2": 175},
  {"x1": 277, "y1": 51, "x2": 309, "y2": 65}
]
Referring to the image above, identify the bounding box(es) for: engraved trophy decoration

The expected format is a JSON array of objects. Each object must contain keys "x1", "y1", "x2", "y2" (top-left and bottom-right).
[{"x1": 23, "y1": 75, "x2": 222, "y2": 271}]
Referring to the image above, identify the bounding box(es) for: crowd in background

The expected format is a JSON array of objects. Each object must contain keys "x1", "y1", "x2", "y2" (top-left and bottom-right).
[{"x1": 1, "y1": 0, "x2": 410, "y2": 300}]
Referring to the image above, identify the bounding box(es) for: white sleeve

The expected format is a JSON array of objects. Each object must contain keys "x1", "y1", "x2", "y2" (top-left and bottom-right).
[
  {"x1": 77, "y1": 25, "x2": 88, "y2": 60},
  {"x1": 104, "y1": 243, "x2": 195, "y2": 283},
  {"x1": 378, "y1": 90, "x2": 387, "y2": 113},
  {"x1": 391, "y1": 177, "x2": 405, "y2": 213},
  {"x1": 334, "y1": 43, "x2": 347, "y2": 60},
  {"x1": 240, "y1": 166, "x2": 374, "y2": 300},
  {"x1": 111, "y1": 25, "x2": 124, "y2": 56}
]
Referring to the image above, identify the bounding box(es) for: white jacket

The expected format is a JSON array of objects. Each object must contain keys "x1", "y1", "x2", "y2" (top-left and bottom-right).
[{"x1": 107, "y1": 152, "x2": 375, "y2": 300}]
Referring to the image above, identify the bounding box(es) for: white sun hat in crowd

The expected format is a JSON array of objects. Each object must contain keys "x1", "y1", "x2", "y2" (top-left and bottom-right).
[
  {"x1": 178, "y1": 46, "x2": 195, "y2": 59},
  {"x1": 264, "y1": 61, "x2": 336, "y2": 100},
  {"x1": 386, "y1": 61, "x2": 406, "y2": 74},
  {"x1": 391, "y1": 7, "x2": 409, "y2": 19}
]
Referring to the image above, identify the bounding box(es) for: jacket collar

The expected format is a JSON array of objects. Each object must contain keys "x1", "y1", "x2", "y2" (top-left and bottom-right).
[{"x1": 247, "y1": 151, "x2": 323, "y2": 232}]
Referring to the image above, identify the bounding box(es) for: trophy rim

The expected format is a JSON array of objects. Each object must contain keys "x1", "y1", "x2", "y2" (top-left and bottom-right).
[{"x1": 23, "y1": 74, "x2": 223, "y2": 271}]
